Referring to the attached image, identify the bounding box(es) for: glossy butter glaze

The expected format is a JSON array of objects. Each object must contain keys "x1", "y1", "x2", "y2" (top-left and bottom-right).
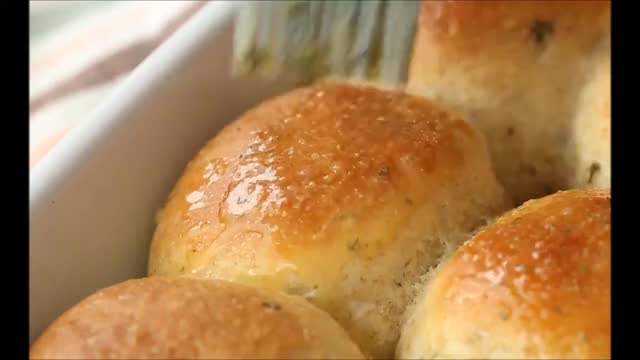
[
  {"x1": 149, "y1": 82, "x2": 509, "y2": 357},
  {"x1": 398, "y1": 189, "x2": 611, "y2": 359}
]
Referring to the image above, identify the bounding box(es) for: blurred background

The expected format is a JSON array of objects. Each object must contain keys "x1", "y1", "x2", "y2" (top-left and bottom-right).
[{"x1": 29, "y1": 0, "x2": 205, "y2": 168}]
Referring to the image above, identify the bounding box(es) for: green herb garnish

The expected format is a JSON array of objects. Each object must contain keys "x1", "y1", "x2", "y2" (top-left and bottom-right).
[
  {"x1": 579, "y1": 263, "x2": 589, "y2": 273},
  {"x1": 530, "y1": 19, "x2": 554, "y2": 45},
  {"x1": 348, "y1": 238, "x2": 361, "y2": 251},
  {"x1": 499, "y1": 309, "x2": 511, "y2": 321},
  {"x1": 262, "y1": 301, "x2": 282, "y2": 311},
  {"x1": 588, "y1": 162, "x2": 601, "y2": 184}
]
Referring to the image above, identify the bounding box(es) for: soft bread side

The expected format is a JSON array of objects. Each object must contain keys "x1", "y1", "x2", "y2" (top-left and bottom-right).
[
  {"x1": 408, "y1": 0, "x2": 611, "y2": 204},
  {"x1": 569, "y1": 41, "x2": 611, "y2": 189}
]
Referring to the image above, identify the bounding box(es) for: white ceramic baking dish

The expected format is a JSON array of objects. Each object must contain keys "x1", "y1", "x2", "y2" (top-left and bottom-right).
[{"x1": 29, "y1": 1, "x2": 296, "y2": 343}]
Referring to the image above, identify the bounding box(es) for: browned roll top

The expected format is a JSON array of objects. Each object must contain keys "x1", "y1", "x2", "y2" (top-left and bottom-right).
[
  {"x1": 149, "y1": 82, "x2": 509, "y2": 357},
  {"x1": 398, "y1": 189, "x2": 611, "y2": 359},
  {"x1": 30, "y1": 277, "x2": 364, "y2": 359}
]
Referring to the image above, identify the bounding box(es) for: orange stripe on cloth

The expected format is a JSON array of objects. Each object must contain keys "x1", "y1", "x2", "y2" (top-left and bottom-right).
[
  {"x1": 30, "y1": 1, "x2": 207, "y2": 114},
  {"x1": 30, "y1": 128, "x2": 71, "y2": 168},
  {"x1": 30, "y1": 2, "x2": 162, "y2": 78}
]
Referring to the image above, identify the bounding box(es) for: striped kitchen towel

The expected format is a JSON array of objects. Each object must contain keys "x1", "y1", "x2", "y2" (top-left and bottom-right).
[{"x1": 30, "y1": 0, "x2": 207, "y2": 168}]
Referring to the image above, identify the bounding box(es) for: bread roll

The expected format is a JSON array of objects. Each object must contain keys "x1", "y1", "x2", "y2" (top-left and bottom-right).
[
  {"x1": 397, "y1": 189, "x2": 611, "y2": 359},
  {"x1": 407, "y1": 0, "x2": 611, "y2": 204},
  {"x1": 569, "y1": 42, "x2": 611, "y2": 189},
  {"x1": 148, "y1": 82, "x2": 509, "y2": 358},
  {"x1": 30, "y1": 277, "x2": 364, "y2": 359}
]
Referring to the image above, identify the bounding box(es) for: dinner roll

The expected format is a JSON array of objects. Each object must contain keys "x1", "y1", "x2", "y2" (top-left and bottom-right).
[
  {"x1": 148, "y1": 82, "x2": 510, "y2": 358},
  {"x1": 407, "y1": 0, "x2": 611, "y2": 204},
  {"x1": 569, "y1": 42, "x2": 611, "y2": 189},
  {"x1": 30, "y1": 277, "x2": 364, "y2": 359},
  {"x1": 397, "y1": 189, "x2": 611, "y2": 359}
]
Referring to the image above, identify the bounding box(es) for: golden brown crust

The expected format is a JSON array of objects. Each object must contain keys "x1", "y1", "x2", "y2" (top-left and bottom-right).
[
  {"x1": 419, "y1": 1, "x2": 609, "y2": 48},
  {"x1": 148, "y1": 82, "x2": 509, "y2": 358},
  {"x1": 409, "y1": 0, "x2": 611, "y2": 204},
  {"x1": 30, "y1": 277, "x2": 364, "y2": 359},
  {"x1": 155, "y1": 81, "x2": 475, "y2": 250},
  {"x1": 398, "y1": 189, "x2": 611, "y2": 359}
]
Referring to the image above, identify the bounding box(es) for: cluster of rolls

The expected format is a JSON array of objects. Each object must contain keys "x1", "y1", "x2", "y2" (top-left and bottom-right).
[{"x1": 31, "y1": 1, "x2": 610, "y2": 359}]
